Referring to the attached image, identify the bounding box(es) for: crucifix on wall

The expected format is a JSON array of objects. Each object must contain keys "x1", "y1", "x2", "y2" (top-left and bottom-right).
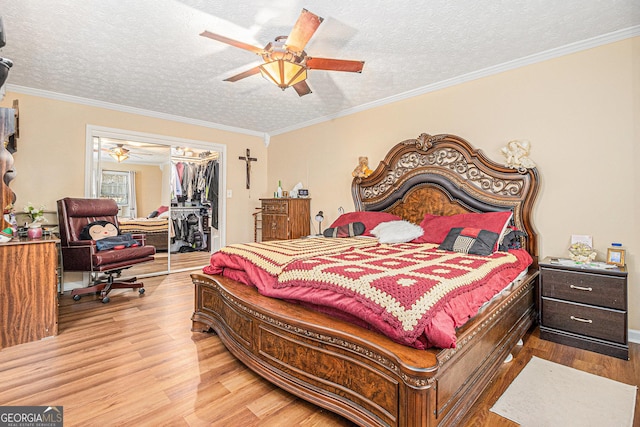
[{"x1": 239, "y1": 148, "x2": 257, "y2": 189}]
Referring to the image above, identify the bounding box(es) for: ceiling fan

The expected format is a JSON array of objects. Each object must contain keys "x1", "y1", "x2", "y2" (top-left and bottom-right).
[
  {"x1": 99, "y1": 141, "x2": 156, "y2": 163},
  {"x1": 200, "y1": 8, "x2": 365, "y2": 96},
  {"x1": 105, "y1": 144, "x2": 129, "y2": 163}
]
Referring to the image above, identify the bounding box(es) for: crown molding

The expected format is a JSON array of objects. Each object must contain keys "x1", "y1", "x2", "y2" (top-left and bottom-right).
[
  {"x1": 5, "y1": 84, "x2": 266, "y2": 139},
  {"x1": 6, "y1": 26, "x2": 639, "y2": 140},
  {"x1": 269, "y1": 25, "x2": 640, "y2": 136}
]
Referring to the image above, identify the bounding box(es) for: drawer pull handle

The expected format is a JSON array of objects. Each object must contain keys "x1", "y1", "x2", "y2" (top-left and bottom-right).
[
  {"x1": 570, "y1": 285, "x2": 593, "y2": 292},
  {"x1": 570, "y1": 315, "x2": 592, "y2": 324}
]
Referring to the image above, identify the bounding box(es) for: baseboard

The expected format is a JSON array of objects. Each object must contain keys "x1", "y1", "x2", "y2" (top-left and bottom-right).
[{"x1": 629, "y1": 329, "x2": 640, "y2": 344}]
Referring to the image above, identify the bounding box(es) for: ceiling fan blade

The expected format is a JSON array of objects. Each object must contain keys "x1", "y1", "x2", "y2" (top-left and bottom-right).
[
  {"x1": 224, "y1": 66, "x2": 262, "y2": 82},
  {"x1": 200, "y1": 30, "x2": 263, "y2": 54},
  {"x1": 292, "y1": 81, "x2": 312, "y2": 97},
  {"x1": 306, "y1": 57, "x2": 365, "y2": 73},
  {"x1": 284, "y1": 9, "x2": 323, "y2": 53}
]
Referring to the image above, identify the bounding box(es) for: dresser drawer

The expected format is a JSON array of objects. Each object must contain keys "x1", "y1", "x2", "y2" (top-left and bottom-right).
[
  {"x1": 540, "y1": 268, "x2": 626, "y2": 310},
  {"x1": 541, "y1": 298, "x2": 626, "y2": 344},
  {"x1": 262, "y1": 214, "x2": 289, "y2": 240},
  {"x1": 262, "y1": 201, "x2": 288, "y2": 214}
]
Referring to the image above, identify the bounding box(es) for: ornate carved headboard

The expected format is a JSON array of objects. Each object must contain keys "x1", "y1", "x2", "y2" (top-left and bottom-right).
[{"x1": 351, "y1": 133, "x2": 540, "y2": 259}]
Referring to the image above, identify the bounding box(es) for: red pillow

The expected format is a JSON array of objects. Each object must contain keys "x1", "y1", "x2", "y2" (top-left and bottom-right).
[
  {"x1": 329, "y1": 211, "x2": 402, "y2": 236},
  {"x1": 412, "y1": 211, "x2": 513, "y2": 247}
]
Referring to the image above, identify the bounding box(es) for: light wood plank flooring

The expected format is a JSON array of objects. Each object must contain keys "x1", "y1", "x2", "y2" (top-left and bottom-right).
[
  {"x1": 0, "y1": 272, "x2": 638, "y2": 426},
  {"x1": 122, "y1": 251, "x2": 212, "y2": 277}
]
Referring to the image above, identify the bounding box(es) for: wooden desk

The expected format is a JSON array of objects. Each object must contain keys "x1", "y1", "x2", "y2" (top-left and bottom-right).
[{"x1": 0, "y1": 236, "x2": 59, "y2": 348}]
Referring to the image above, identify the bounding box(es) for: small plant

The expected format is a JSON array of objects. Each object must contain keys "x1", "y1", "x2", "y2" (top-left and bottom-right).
[{"x1": 24, "y1": 202, "x2": 47, "y2": 226}]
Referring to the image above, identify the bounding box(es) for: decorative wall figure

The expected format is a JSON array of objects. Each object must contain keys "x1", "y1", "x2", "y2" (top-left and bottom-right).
[
  {"x1": 0, "y1": 142, "x2": 16, "y2": 233},
  {"x1": 239, "y1": 148, "x2": 257, "y2": 189},
  {"x1": 501, "y1": 140, "x2": 536, "y2": 173},
  {"x1": 352, "y1": 156, "x2": 373, "y2": 178}
]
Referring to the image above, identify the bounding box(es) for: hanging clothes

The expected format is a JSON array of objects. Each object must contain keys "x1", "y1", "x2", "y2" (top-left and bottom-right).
[
  {"x1": 207, "y1": 160, "x2": 219, "y2": 229},
  {"x1": 170, "y1": 208, "x2": 209, "y2": 253}
]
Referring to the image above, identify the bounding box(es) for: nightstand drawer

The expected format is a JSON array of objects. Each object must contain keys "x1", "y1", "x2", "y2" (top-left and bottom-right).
[
  {"x1": 540, "y1": 268, "x2": 626, "y2": 310},
  {"x1": 541, "y1": 298, "x2": 626, "y2": 344}
]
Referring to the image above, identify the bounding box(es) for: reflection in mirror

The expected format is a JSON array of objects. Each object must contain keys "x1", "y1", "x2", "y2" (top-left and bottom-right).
[
  {"x1": 92, "y1": 136, "x2": 171, "y2": 277},
  {"x1": 169, "y1": 146, "x2": 220, "y2": 272}
]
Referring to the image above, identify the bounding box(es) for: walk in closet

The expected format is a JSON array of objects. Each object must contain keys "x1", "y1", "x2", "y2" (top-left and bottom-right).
[{"x1": 170, "y1": 149, "x2": 220, "y2": 256}]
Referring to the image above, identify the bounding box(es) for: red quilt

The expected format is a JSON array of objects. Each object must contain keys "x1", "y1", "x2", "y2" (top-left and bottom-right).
[{"x1": 204, "y1": 238, "x2": 532, "y2": 349}]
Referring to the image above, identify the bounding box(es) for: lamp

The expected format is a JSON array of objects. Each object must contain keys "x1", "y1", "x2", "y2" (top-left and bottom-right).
[
  {"x1": 315, "y1": 211, "x2": 324, "y2": 235},
  {"x1": 259, "y1": 60, "x2": 307, "y2": 90},
  {"x1": 258, "y1": 36, "x2": 308, "y2": 90},
  {"x1": 109, "y1": 144, "x2": 130, "y2": 163}
]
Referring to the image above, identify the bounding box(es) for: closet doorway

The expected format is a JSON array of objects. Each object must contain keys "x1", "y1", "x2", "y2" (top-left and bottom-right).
[{"x1": 85, "y1": 125, "x2": 226, "y2": 277}]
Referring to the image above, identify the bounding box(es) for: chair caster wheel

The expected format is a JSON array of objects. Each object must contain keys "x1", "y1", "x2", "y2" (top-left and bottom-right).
[
  {"x1": 73, "y1": 294, "x2": 81, "y2": 301},
  {"x1": 139, "y1": 288, "x2": 145, "y2": 295},
  {"x1": 102, "y1": 296, "x2": 110, "y2": 304}
]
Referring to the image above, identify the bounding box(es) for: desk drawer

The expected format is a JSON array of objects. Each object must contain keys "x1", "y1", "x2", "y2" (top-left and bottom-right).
[
  {"x1": 541, "y1": 298, "x2": 626, "y2": 344},
  {"x1": 540, "y1": 268, "x2": 626, "y2": 310}
]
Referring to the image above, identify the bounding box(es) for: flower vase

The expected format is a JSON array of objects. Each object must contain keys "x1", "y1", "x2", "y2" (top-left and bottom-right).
[{"x1": 27, "y1": 224, "x2": 43, "y2": 239}]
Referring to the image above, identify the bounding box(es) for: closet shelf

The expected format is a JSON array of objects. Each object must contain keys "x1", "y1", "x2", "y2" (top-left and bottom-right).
[
  {"x1": 172, "y1": 152, "x2": 218, "y2": 163},
  {"x1": 171, "y1": 206, "x2": 210, "y2": 210}
]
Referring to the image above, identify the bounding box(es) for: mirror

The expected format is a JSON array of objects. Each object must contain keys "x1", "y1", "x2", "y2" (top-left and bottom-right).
[
  {"x1": 87, "y1": 126, "x2": 226, "y2": 279},
  {"x1": 168, "y1": 146, "x2": 221, "y2": 272},
  {"x1": 92, "y1": 136, "x2": 171, "y2": 277}
]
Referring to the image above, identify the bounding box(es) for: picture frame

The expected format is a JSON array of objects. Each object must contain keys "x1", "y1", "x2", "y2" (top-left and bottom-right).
[{"x1": 606, "y1": 247, "x2": 625, "y2": 266}]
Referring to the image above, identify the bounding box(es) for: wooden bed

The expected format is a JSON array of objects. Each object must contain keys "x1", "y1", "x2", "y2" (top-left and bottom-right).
[
  {"x1": 118, "y1": 217, "x2": 169, "y2": 251},
  {"x1": 191, "y1": 133, "x2": 540, "y2": 427}
]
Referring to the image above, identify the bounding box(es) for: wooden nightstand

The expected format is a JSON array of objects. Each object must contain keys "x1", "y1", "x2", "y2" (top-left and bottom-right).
[{"x1": 539, "y1": 257, "x2": 628, "y2": 359}]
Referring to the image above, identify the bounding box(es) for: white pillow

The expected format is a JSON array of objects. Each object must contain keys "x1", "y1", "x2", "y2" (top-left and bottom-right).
[{"x1": 370, "y1": 220, "x2": 424, "y2": 244}]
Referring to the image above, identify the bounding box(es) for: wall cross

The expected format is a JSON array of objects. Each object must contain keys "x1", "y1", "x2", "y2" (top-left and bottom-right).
[{"x1": 239, "y1": 148, "x2": 257, "y2": 189}]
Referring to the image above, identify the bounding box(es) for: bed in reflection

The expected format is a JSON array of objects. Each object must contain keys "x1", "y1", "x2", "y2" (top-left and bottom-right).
[
  {"x1": 191, "y1": 133, "x2": 540, "y2": 427},
  {"x1": 118, "y1": 216, "x2": 169, "y2": 251}
]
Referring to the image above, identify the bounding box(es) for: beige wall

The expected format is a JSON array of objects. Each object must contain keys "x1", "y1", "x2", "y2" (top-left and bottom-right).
[
  {"x1": 268, "y1": 38, "x2": 640, "y2": 330},
  {"x1": 0, "y1": 93, "x2": 267, "y2": 244}
]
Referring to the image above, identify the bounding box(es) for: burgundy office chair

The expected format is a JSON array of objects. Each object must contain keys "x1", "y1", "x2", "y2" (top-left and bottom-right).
[{"x1": 57, "y1": 197, "x2": 156, "y2": 303}]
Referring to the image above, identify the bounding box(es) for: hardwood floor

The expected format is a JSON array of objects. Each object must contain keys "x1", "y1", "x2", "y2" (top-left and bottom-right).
[
  {"x1": 122, "y1": 251, "x2": 212, "y2": 277},
  {"x1": 461, "y1": 328, "x2": 639, "y2": 426},
  {"x1": 0, "y1": 272, "x2": 638, "y2": 426}
]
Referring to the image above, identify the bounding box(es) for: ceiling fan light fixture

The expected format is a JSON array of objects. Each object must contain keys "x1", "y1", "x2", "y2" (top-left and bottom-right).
[
  {"x1": 109, "y1": 145, "x2": 130, "y2": 163},
  {"x1": 259, "y1": 60, "x2": 307, "y2": 90},
  {"x1": 201, "y1": 9, "x2": 363, "y2": 95}
]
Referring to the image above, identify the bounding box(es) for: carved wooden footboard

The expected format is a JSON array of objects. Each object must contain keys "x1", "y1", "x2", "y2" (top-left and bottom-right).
[{"x1": 191, "y1": 270, "x2": 537, "y2": 427}]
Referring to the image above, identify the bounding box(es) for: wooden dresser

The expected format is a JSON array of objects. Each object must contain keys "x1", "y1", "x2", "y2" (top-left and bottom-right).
[
  {"x1": 260, "y1": 198, "x2": 310, "y2": 241},
  {"x1": 539, "y1": 257, "x2": 628, "y2": 359},
  {"x1": 0, "y1": 237, "x2": 59, "y2": 348}
]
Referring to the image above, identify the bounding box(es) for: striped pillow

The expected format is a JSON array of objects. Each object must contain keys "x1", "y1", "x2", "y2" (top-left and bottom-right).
[{"x1": 438, "y1": 227, "x2": 499, "y2": 256}]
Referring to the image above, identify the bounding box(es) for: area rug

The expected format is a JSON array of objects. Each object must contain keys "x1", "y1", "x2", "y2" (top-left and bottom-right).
[{"x1": 490, "y1": 356, "x2": 637, "y2": 427}]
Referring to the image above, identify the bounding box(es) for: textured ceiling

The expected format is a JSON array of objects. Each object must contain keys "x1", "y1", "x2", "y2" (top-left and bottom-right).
[{"x1": 1, "y1": 1, "x2": 639, "y2": 135}]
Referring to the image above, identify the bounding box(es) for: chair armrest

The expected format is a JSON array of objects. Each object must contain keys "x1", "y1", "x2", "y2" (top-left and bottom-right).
[
  {"x1": 60, "y1": 243, "x2": 96, "y2": 271},
  {"x1": 131, "y1": 233, "x2": 147, "y2": 246},
  {"x1": 68, "y1": 239, "x2": 96, "y2": 247}
]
